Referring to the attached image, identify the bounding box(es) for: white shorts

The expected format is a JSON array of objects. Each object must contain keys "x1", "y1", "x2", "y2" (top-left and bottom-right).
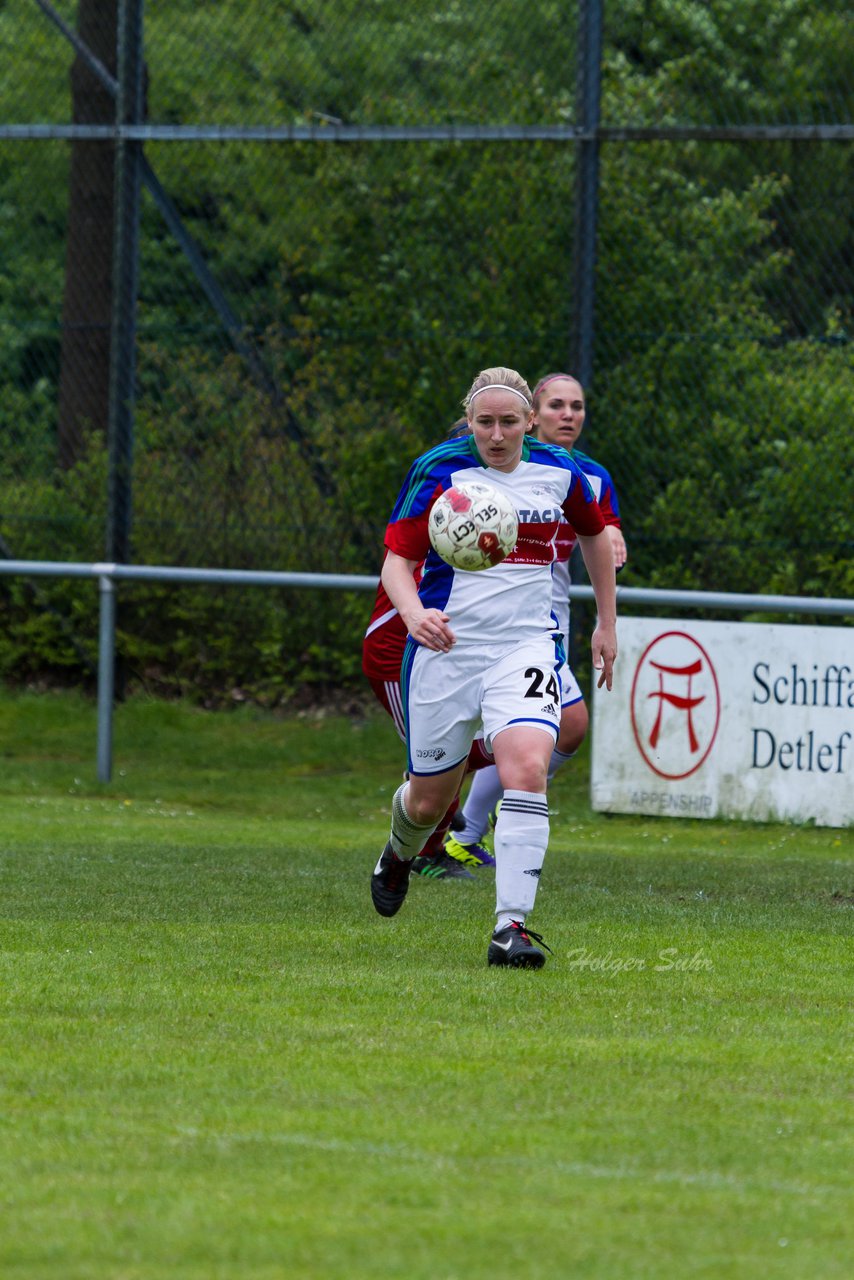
[
  {"x1": 557, "y1": 657, "x2": 583, "y2": 707},
  {"x1": 401, "y1": 634, "x2": 562, "y2": 776}
]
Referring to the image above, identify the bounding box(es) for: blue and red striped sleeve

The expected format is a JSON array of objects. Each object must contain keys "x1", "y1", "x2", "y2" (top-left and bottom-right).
[{"x1": 562, "y1": 465, "x2": 606, "y2": 536}]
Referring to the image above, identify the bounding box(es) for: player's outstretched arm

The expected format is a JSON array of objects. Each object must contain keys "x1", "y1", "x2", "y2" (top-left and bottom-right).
[
  {"x1": 576, "y1": 530, "x2": 618, "y2": 690},
  {"x1": 381, "y1": 551, "x2": 456, "y2": 653}
]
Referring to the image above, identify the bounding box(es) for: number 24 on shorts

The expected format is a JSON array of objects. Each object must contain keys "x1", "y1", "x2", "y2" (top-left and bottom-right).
[{"x1": 524, "y1": 667, "x2": 560, "y2": 701}]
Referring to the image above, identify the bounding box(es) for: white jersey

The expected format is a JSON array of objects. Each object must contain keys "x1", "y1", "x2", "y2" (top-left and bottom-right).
[{"x1": 384, "y1": 436, "x2": 605, "y2": 648}]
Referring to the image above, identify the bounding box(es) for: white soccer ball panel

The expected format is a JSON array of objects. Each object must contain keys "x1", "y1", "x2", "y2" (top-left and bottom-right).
[{"x1": 428, "y1": 480, "x2": 519, "y2": 571}]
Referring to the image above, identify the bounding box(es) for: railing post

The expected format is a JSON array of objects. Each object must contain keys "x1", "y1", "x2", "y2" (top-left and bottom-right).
[{"x1": 96, "y1": 570, "x2": 117, "y2": 782}]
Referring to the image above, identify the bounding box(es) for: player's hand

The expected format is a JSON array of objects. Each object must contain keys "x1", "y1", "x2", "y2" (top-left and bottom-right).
[
  {"x1": 592, "y1": 622, "x2": 617, "y2": 690},
  {"x1": 606, "y1": 526, "x2": 628, "y2": 571},
  {"x1": 406, "y1": 607, "x2": 456, "y2": 653}
]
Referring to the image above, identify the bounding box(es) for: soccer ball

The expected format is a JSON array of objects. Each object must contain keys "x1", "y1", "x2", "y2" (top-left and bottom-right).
[{"x1": 428, "y1": 480, "x2": 518, "y2": 572}]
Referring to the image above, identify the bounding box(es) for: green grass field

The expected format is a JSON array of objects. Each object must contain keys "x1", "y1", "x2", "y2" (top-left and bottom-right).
[{"x1": 1, "y1": 688, "x2": 851, "y2": 1279}]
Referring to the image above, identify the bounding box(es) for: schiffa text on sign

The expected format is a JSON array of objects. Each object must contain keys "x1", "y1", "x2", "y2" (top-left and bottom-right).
[{"x1": 752, "y1": 662, "x2": 853, "y2": 708}]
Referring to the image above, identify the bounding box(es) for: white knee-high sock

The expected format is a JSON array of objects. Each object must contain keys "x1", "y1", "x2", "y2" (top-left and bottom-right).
[
  {"x1": 456, "y1": 765, "x2": 502, "y2": 844},
  {"x1": 387, "y1": 782, "x2": 437, "y2": 861},
  {"x1": 494, "y1": 789, "x2": 549, "y2": 928}
]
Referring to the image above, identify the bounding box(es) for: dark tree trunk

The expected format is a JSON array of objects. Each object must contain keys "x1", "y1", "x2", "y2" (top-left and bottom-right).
[{"x1": 57, "y1": 1, "x2": 118, "y2": 470}]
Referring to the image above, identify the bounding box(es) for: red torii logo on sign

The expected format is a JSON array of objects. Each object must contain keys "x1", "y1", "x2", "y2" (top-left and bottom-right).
[
  {"x1": 631, "y1": 632, "x2": 721, "y2": 780},
  {"x1": 648, "y1": 656, "x2": 704, "y2": 753}
]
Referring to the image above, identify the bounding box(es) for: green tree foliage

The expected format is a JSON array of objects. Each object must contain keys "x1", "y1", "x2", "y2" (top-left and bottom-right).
[{"x1": 0, "y1": 0, "x2": 849, "y2": 695}]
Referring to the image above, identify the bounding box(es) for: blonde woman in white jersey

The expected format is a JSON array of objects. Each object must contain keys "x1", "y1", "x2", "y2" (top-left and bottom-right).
[
  {"x1": 447, "y1": 372, "x2": 627, "y2": 862},
  {"x1": 369, "y1": 367, "x2": 617, "y2": 968}
]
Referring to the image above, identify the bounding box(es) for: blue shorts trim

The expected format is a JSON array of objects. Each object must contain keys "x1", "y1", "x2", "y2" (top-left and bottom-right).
[
  {"x1": 407, "y1": 755, "x2": 469, "y2": 778},
  {"x1": 561, "y1": 692, "x2": 585, "y2": 708},
  {"x1": 503, "y1": 716, "x2": 560, "y2": 738}
]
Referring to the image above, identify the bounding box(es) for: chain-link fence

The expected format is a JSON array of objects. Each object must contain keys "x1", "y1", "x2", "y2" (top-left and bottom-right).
[{"x1": 0, "y1": 0, "x2": 851, "y2": 693}]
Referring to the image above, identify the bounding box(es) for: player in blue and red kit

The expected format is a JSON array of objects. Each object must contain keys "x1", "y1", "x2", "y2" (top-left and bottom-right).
[{"x1": 369, "y1": 366, "x2": 618, "y2": 968}]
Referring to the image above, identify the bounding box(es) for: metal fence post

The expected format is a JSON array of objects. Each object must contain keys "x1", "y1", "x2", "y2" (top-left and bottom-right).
[
  {"x1": 570, "y1": 0, "x2": 603, "y2": 390},
  {"x1": 107, "y1": 0, "x2": 144, "y2": 566},
  {"x1": 568, "y1": 1, "x2": 604, "y2": 671},
  {"x1": 106, "y1": 0, "x2": 144, "y2": 703},
  {"x1": 96, "y1": 570, "x2": 117, "y2": 782}
]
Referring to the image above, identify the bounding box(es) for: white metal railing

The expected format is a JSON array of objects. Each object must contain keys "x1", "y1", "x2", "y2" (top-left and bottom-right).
[{"x1": 1, "y1": 558, "x2": 851, "y2": 782}]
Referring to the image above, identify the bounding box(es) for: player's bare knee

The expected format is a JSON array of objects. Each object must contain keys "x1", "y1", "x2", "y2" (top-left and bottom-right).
[
  {"x1": 404, "y1": 784, "x2": 451, "y2": 828},
  {"x1": 413, "y1": 801, "x2": 446, "y2": 826},
  {"x1": 498, "y1": 763, "x2": 548, "y2": 794}
]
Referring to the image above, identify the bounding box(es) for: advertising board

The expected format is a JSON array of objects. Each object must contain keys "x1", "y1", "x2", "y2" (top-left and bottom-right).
[{"x1": 591, "y1": 619, "x2": 853, "y2": 827}]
